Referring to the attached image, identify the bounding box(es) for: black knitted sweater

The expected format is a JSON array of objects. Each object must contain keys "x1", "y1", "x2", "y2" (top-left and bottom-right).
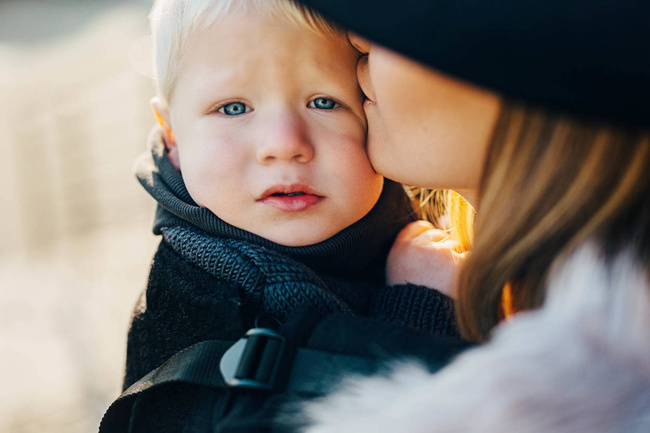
[{"x1": 124, "y1": 131, "x2": 458, "y2": 389}]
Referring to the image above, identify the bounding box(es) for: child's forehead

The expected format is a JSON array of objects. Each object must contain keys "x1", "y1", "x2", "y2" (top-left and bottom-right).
[
  {"x1": 154, "y1": 1, "x2": 347, "y2": 104},
  {"x1": 189, "y1": 10, "x2": 344, "y2": 49},
  {"x1": 170, "y1": 19, "x2": 361, "y2": 109},
  {"x1": 180, "y1": 13, "x2": 355, "y2": 76}
]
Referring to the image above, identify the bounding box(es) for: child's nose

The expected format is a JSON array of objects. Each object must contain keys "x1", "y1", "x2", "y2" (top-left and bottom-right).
[{"x1": 256, "y1": 115, "x2": 314, "y2": 164}]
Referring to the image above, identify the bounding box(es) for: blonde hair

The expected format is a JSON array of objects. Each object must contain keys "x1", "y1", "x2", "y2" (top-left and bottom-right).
[
  {"x1": 408, "y1": 188, "x2": 474, "y2": 253},
  {"x1": 150, "y1": 0, "x2": 339, "y2": 105},
  {"x1": 457, "y1": 101, "x2": 650, "y2": 342}
]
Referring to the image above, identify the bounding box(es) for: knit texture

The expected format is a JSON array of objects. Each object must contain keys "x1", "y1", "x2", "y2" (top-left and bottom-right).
[
  {"x1": 371, "y1": 284, "x2": 457, "y2": 335},
  {"x1": 161, "y1": 225, "x2": 352, "y2": 321}
]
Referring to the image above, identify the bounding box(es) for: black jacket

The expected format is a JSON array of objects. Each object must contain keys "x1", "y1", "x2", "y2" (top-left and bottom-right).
[{"x1": 116, "y1": 132, "x2": 466, "y2": 432}]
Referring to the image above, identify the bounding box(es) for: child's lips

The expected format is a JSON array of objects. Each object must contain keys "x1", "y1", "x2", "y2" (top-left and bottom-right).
[
  {"x1": 260, "y1": 194, "x2": 323, "y2": 212},
  {"x1": 257, "y1": 184, "x2": 324, "y2": 212}
]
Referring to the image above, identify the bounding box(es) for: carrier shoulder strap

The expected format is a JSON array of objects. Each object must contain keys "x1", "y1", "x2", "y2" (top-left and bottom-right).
[{"x1": 99, "y1": 327, "x2": 410, "y2": 433}]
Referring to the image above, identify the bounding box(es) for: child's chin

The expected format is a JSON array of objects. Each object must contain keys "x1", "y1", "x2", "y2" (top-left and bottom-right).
[
  {"x1": 263, "y1": 228, "x2": 335, "y2": 247},
  {"x1": 269, "y1": 234, "x2": 326, "y2": 247}
]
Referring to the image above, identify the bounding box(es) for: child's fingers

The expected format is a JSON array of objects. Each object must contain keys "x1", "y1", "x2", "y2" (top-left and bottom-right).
[
  {"x1": 396, "y1": 221, "x2": 447, "y2": 243},
  {"x1": 430, "y1": 238, "x2": 459, "y2": 251},
  {"x1": 395, "y1": 221, "x2": 434, "y2": 242}
]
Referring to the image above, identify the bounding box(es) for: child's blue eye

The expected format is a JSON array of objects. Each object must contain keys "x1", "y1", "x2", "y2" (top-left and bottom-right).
[
  {"x1": 218, "y1": 102, "x2": 250, "y2": 116},
  {"x1": 308, "y1": 98, "x2": 339, "y2": 110}
]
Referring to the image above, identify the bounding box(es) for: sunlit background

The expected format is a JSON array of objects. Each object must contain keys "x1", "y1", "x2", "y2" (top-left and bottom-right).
[{"x1": 0, "y1": 1, "x2": 162, "y2": 431}]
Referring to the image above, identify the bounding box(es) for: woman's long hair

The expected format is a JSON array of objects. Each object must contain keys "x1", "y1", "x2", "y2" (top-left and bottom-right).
[{"x1": 457, "y1": 101, "x2": 650, "y2": 342}]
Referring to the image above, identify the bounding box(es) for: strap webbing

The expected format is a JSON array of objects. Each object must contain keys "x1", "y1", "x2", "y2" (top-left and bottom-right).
[
  {"x1": 99, "y1": 337, "x2": 407, "y2": 433},
  {"x1": 99, "y1": 340, "x2": 232, "y2": 433}
]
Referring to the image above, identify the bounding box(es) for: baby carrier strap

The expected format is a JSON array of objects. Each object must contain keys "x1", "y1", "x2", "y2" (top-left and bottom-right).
[
  {"x1": 100, "y1": 328, "x2": 396, "y2": 433},
  {"x1": 101, "y1": 312, "x2": 473, "y2": 433}
]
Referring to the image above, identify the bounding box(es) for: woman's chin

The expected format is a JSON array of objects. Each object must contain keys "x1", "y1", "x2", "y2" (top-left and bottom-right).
[
  {"x1": 366, "y1": 133, "x2": 400, "y2": 181},
  {"x1": 365, "y1": 108, "x2": 414, "y2": 184}
]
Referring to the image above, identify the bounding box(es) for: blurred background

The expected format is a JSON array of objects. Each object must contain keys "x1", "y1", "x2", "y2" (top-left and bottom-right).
[{"x1": 0, "y1": 0, "x2": 162, "y2": 431}]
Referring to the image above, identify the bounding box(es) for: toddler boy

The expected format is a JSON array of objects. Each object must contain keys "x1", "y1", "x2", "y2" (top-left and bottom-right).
[{"x1": 126, "y1": 0, "x2": 458, "y2": 404}]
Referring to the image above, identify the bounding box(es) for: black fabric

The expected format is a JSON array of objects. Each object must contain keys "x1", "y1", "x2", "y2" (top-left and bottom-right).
[
  {"x1": 297, "y1": 0, "x2": 650, "y2": 127},
  {"x1": 103, "y1": 332, "x2": 414, "y2": 432},
  {"x1": 111, "y1": 310, "x2": 473, "y2": 433},
  {"x1": 367, "y1": 284, "x2": 457, "y2": 337},
  {"x1": 125, "y1": 240, "x2": 250, "y2": 387},
  {"x1": 125, "y1": 226, "x2": 460, "y2": 388},
  {"x1": 160, "y1": 225, "x2": 355, "y2": 321}
]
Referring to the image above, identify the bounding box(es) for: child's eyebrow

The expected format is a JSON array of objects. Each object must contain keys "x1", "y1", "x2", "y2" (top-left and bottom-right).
[
  {"x1": 191, "y1": 65, "x2": 245, "y2": 88},
  {"x1": 185, "y1": 68, "x2": 255, "y2": 105}
]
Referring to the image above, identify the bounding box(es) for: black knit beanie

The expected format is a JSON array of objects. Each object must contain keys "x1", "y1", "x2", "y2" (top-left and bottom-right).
[{"x1": 297, "y1": 0, "x2": 650, "y2": 127}]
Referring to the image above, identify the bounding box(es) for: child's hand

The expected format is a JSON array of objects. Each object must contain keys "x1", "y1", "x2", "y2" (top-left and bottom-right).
[{"x1": 386, "y1": 221, "x2": 467, "y2": 298}]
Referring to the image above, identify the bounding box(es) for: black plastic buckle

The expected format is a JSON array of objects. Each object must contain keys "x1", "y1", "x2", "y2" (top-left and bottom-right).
[{"x1": 219, "y1": 328, "x2": 287, "y2": 391}]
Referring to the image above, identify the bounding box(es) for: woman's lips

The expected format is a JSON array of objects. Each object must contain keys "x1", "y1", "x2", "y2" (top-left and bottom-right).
[{"x1": 257, "y1": 184, "x2": 324, "y2": 212}]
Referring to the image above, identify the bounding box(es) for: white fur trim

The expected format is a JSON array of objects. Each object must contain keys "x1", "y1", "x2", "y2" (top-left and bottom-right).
[{"x1": 301, "y1": 244, "x2": 650, "y2": 432}]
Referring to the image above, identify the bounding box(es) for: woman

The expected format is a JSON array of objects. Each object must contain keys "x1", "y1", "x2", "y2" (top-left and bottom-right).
[{"x1": 295, "y1": 0, "x2": 650, "y2": 431}]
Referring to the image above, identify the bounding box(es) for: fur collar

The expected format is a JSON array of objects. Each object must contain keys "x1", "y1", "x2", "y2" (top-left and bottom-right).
[{"x1": 301, "y1": 244, "x2": 650, "y2": 432}]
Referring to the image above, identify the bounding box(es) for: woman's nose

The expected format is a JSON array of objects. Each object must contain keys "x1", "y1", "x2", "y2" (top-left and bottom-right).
[
  {"x1": 256, "y1": 116, "x2": 314, "y2": 164},
  {"x1": 348, "y1": 32, "x2": 371, "y2": 54}
]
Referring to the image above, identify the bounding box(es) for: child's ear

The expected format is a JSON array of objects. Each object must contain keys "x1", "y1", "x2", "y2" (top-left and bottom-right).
[{"x1": 151, "y1": 97, "x2": 180, "y2": 170}]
